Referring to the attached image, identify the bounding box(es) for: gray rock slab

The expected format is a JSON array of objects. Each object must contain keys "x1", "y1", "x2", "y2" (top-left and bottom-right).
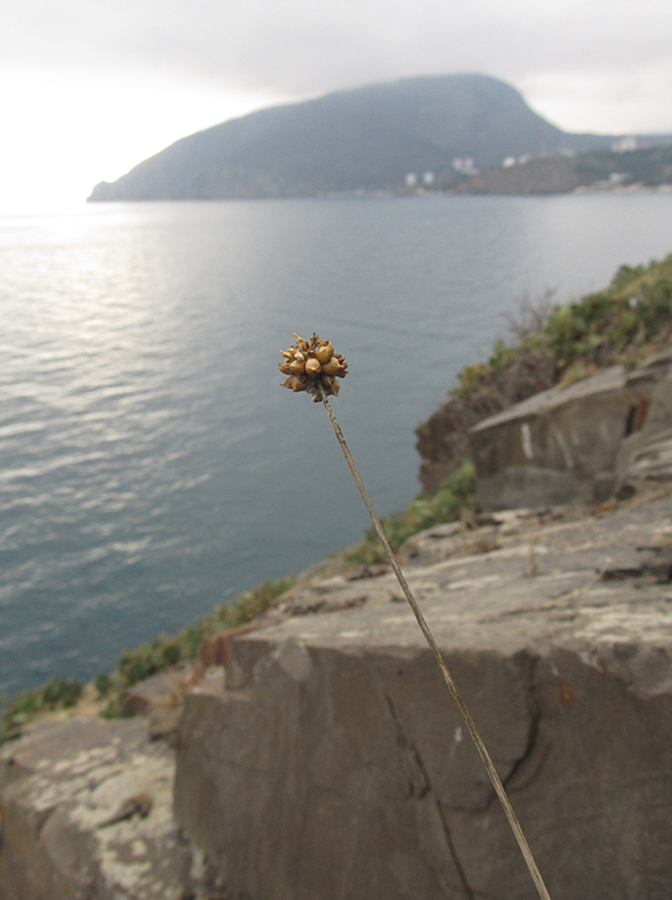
[
  {"x1": 0, "y1": 717, "x2": 190, "y2": 900},
  {"x1": 175, "y1": 488, "x2": 672, "y2": 900}
]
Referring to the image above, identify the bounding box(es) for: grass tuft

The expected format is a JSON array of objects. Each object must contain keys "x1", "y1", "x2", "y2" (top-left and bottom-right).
[
  {"x1": 345, "y1": 460, "x2": 477, "y2": 565},
  {"x1": 1, "y1": 577, "x2": 295, "y2": 737}
]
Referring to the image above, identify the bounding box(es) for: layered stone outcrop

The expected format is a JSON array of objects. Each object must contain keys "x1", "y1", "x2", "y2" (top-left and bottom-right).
[
  {"x1": 4, "y1": 488, "x2": 672, "y2": 899},
  {"x1": 470, "y1": 348, "x2": 672, "y2": 510},
  {"x1": 174, "y1": 487, "x2": 672, "y2": 900}
]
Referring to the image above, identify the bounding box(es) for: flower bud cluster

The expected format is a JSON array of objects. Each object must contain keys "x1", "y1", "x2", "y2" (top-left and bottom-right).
[{"x1": 279, "y1": 333, "x2": 348, "y2": 400}]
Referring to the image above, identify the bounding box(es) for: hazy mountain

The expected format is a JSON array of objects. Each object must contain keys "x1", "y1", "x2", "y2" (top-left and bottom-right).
[{"x1": 87, "y1": 73, "x2": 665, "y2": 202}]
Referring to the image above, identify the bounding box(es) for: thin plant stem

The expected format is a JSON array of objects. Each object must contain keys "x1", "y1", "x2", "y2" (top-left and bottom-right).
[{"x1": 319, "y1": 384, "x2": 552, "y2": 900}]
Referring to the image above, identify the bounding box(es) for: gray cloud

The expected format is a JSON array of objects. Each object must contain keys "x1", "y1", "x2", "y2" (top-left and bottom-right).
[
  {"x1": 5, "y1": 0, "x2": 671, "y2": 94},
  {"x1": 4, "y1": 0, "x2": 671, "y2": 211},
  {"x1": 3, "y1": 0, "x2": 672, "y2": 141}
]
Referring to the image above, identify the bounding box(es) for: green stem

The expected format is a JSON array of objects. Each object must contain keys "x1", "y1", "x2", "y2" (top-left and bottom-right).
[{"x1": 319, "y1": 384, "x2": 552, "y2": 900}]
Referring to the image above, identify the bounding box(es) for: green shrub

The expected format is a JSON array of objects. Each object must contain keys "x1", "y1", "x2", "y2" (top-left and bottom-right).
[
  {"x1": 611, "y1": 263, "x2": 646, "y2": 290},
  {"x1": 41, "y1": 677, "x2": 83, "y2": 709},
  {"x1": 94, "y1": 672, "x2": 112, "y2": 697},
  {"x1": 455, "y1": 255, "x2": 672, "y2": 398},
  {"x1": 456, "y1": 362, "x2": 491, "y2": 393},
  {"x1": 1, "y1": 677, "x2": 84, "y2": 742},
  {"x1": 1, "y1": 577, "x2": 296, "y2": 735}
]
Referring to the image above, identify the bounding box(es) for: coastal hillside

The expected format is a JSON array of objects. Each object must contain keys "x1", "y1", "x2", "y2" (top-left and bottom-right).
[
  {"x1": 87, "y1": 73, "x2": 650, "y2": 202},
  {"x1": 451, "y1": 144, "x2": 672, "y2": 194},
  {"x1": 417, "y1": 253, "x2": 672, "y2": 494}
]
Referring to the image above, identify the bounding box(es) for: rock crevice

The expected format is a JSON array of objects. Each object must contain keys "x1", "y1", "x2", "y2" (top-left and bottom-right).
[
  {"x1": 501, "y1": 652, "x2": 543, "y2": 796},
  {"x1": 382, "y1": 688, "x2": 476, "y2": 900}
]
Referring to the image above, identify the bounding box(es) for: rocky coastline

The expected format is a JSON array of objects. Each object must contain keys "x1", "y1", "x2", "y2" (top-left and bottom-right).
[
  {"x1": 2, "y1": 258, "x2": 672, "y2": 899},
  {"x1": 2, "y1": 473, "x2": 672, "y2": 898}
]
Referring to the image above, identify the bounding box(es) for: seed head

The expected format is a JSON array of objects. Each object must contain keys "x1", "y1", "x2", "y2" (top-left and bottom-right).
[{"x1": 279, "y1": 333, "x2": 348, "y2": 401}]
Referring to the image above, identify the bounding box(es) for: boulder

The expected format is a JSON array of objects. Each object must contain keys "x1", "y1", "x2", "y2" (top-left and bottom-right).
[{"x1": 121, "y1": 662, "x2": 194, "y2": 717}]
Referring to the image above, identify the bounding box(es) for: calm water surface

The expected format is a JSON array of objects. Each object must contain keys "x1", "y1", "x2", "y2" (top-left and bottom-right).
[{"x1": 1, "y1": 194, "x2": 671, "y2": 696}]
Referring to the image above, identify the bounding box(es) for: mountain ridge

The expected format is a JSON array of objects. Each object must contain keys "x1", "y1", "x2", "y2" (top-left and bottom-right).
[{"x1": 88, "y1": 73, "x2": 671, "y2": 202}]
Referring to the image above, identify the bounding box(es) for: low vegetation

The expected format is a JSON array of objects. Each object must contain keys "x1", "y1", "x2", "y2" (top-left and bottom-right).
[
  {"x1": 456, "y1": 253, "x2": 672, "y2": 401},
  {"x1": 417, "y1": 253, "x2": 672, "y2": 495},
  {"x1": 1, "y1": 677, "x2": 83, "y2": 742},
  {"x1": 1, "y1": 577, "x2": 294, "y2": 739},
  {"x1": 344, "y1": 459, "x2": 478, "y2": 565},
  {"x1": 98, "y1": 577, "x2": 295, "y2": 718}
]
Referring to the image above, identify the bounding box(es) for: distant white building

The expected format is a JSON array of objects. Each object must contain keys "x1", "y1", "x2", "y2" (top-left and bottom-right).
[
  {"x1": 612, "y1": 137, "x2": 637, "y2": 153},
  {"x1": 452, "y1": 157, "x2": 478, "y2": 175},
  {"x1": 405, "y1": 172, "x2": 418, "y2": 187},
  {"x1": 422, "y1": 171, "x2": 435, "y2": 186},
  {"x1": 502, "y1": 156, "x2": 516, "y2": 168}
]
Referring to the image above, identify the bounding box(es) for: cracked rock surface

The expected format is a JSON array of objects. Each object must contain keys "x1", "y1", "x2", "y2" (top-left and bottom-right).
[
  {"x1": 0, "y1": 717, "x2": 191, "y2": 899},
  {"x1": 4, "y1": 488, "x2": 672, "y2": 900},
  {"x1": 175, "y1": 487, "x2": 672, "y2": 900}
]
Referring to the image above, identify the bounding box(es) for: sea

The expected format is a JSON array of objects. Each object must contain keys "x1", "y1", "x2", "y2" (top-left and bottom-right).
[{"x1": 1, "y1": 192, "x2": 671, "y2": 699}]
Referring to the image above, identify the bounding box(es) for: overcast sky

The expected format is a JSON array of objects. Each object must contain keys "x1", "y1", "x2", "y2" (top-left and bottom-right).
[{"x1": 2, "y1": 0, "x2": 672, "y2": 211}]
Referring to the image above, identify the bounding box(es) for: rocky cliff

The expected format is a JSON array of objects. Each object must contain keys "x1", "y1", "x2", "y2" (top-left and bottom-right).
[
  {"x1": 3, "y1": 482, "x2": 672, "y2": 899},
  {"x1": 416, "y1": 254, "x2": 672, "y2": 498},
  {"x1": 2, "y1": 259, "x2": 672, "y2": 897}
]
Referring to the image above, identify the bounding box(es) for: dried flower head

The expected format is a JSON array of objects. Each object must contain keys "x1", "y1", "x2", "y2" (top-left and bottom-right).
[{"x1": 279, "y1": 333, "x2": 348, "y2": 401}]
